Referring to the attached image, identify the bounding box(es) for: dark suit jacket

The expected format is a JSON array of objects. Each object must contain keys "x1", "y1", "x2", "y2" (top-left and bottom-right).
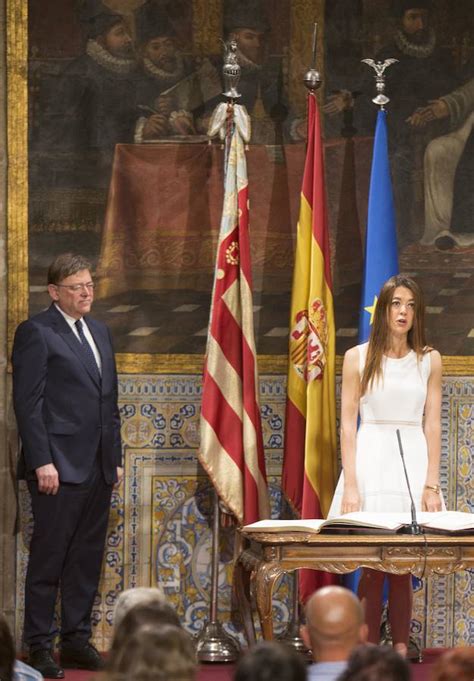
[{"x1": 12, "y1": 304, "x2": 122, "y2": 484}]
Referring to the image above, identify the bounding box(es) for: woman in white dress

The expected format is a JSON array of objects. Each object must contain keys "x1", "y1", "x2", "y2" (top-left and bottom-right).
[{"x1": 328, "y1": 275, "x2": 443, "y2": 656}]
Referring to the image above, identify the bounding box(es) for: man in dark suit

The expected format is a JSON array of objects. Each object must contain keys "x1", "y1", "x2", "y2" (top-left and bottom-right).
[{"x1": 12, "y1": 253, "x2": 123, "y2": 678}]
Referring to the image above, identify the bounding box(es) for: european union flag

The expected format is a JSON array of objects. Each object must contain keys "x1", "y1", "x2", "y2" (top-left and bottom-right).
[
  {"x1": 345, "y1": 109, "x2": 399, "y2": 595},
  {"x1": 359, "y1": 109, "x2": 399, "y2": 343}
]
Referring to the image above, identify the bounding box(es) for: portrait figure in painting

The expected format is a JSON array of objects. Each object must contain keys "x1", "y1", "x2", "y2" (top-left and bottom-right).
[
  {"x1": 32, "y1": 1, "x2": 138, "y2": 190},
  {"x1": 134, "y1": 1, "x2": 225, "y2": 141},
  {"x1": 134, "y1": 1, "x2": 196, "y2": 139},
  {"x1": 326, "y1": 0, "x2": 458, "y2": 248},
  {"x1": 220, "y1": 0, "x2": 288, "y2": 144},
  {"x1": 412, "y1": 70, "x2": 474, "y2": 250}
]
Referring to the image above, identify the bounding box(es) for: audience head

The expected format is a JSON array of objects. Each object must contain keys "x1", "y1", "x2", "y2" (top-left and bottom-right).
[
  {"x1": 302, "y1": 585, "x2": 367, "y2": 662},
  {"x1": 235, "y1": 641, "x2": 307, "y2": 681},
  {"x1": 338, "y1": 645, "x2": 411, "y2": 681},
  {"x1": 0, "y1": 613, "x2": 15, "y2": 681},
  {"x1": 106, "y1": 623, "x2": 196, "y2": 681},
  {"x1": 113, "y1": 586, "x2": 168, "y2": 630},
  {"x1": 110, "y1": 600, "x2": 181, "y2": 656},
  {"x1": 430, "y1": 647, "x2": 474, "y2": 681}
]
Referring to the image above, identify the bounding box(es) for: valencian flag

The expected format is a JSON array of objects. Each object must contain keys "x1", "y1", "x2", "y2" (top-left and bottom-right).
[
  {"x1": 199, "y1": 103, "x2": 270, "y2": 525},
  {"x1": 282, "y1": 93, "x2": 337, "y2": 600},
  {"x1": 359, "y1": 109, "x2": 399, "y2": 343}
]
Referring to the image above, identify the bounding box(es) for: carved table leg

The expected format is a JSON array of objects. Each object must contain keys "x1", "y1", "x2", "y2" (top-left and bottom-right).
[
  {"x1": 255, "y1": 562, "x2": 284, "y2": 640},
  {"x1": 233, "y1": 556, "x2": 257, "y2": 646}
]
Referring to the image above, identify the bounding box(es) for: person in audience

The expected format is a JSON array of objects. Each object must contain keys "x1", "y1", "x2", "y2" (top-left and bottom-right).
[
  {"x1": 110, "y1": 601, "x2": 181, "y2": 657},
  {"x1": 105, "y1": 623, "x2": 196, "y2": 681},
  {"x1": 338, "y1": 645, "x2": 411, "y2": 681},
  {"x1": 430, "y1": 647, "x2": 474, "y2": 681},
  {"x1": 0, "y1": 613, "x2": 43, "y2": 681},
  {"x1": 301, "y1": 585, "x2": 368, "y2": 681},
  {"x1": 112, "y1": 586, "x2": 167, "y2": 629},
  {"x1": 234, "y1": 641, "x2": 307, "y2": 681}
]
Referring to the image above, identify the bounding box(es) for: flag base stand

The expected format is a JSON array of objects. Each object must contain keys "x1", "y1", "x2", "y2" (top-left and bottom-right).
[
  {"x1": 278, "y1": 627, "x2": 308, "y2": 655},
  {"x1": 196, "y1": 621, "x2": 240, "y2": 662},
  {"x1": 278, "y1": 572, "x2": 310, "y2": 657},
  {"x1": 197, "y1": 490, "x2": 240, "y2": 663}
]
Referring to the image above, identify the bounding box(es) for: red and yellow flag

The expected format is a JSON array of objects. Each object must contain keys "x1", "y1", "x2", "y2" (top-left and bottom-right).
[
  {"x1": 282, "y1": 93, "x2": 338, "y2": 598},
  {"x1": 199, "y1": 106, "x2": 270, "y2": 525}
]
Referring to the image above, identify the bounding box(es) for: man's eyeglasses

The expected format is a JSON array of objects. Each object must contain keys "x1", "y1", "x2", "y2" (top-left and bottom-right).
[{"x1": 55, "y1": 282, "x2": 95, "y2": 293}]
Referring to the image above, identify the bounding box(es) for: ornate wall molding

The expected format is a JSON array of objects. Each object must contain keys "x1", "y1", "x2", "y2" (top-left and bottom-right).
[
  {"x1": 115, "y1": 353, "x2": 474, "y2": 376},
  {"x1": 6, "y1": 0, "x2": 28, "y2": 350}
]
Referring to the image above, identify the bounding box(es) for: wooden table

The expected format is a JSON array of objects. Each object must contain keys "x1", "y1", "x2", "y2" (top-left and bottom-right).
[{"x1": 235, "y1": 530, "x2": 474, "y2": 642}]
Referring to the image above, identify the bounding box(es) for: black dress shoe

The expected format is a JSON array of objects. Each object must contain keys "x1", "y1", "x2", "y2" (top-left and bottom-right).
[
  {"x1": 60, "y1": 642, "x2": 104, "y2": 670},
  {"x1": 28, "y1": 650, "x2": 65, "y2": 679}
]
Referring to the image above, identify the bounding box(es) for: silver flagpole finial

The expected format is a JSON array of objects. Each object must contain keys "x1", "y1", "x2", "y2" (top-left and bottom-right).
[
  {"x1": 303, "y1": 22, "x2": 321, "y2": 91},
  {"x1": 361, "y1": 58, "x2": 398, "y2": 109},
  {"x1": 222, "y1": 39, "x2": 242, "y2": 100}
]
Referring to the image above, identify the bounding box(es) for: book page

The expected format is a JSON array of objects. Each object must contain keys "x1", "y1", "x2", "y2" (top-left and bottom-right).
[
  {"x1": 324, "y1": 512, "x2": 411, "y2": 531},
  {"x1": 243, "y1": 519, "x2": 327, "y2": 533},
  {"x1": 418, "y1": 511, "x2": 474, "y2": 531}
]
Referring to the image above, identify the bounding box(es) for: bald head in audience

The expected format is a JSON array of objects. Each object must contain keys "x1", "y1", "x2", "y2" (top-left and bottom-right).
[{"x1": 301, "y1": 586, "x2": 368, "y2": 662}]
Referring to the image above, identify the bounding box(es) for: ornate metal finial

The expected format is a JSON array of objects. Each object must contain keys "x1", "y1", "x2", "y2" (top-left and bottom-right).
[
  {"x1": 361, "y1": 58, "x2": 398, "y2": 109},
  {"x1": 222, "y1": 39, "x2": 241, "y2": 100},
  {"x1": 303, "y1": 22, "x2": 321, "y2": 91}
]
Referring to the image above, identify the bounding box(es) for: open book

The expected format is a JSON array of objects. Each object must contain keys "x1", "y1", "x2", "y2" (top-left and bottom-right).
[{"x1": 243, "y1": 511, "x2": 474, "y2": 535}]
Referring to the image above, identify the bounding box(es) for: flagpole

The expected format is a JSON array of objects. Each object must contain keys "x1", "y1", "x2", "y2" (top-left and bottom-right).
[
  {"x1": 196, "y1": 38, "x2": 245, "y2": 664},
  {"x1": 196, "y1": 490, "x2": 240, "y2": 662}
]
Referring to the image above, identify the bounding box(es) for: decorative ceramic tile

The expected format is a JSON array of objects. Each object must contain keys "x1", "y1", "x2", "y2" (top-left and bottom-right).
[{"x1": 15, "y1": 374, "x2": 474, "y2": 650}]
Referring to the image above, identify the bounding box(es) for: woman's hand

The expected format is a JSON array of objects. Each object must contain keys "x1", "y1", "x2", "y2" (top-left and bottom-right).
[
  {"x1": 421, "y1": 488, "x2": 442, "y2": 512},
  {"x1": 341, "y1": 482, "x2": 361, "y2": 515}
]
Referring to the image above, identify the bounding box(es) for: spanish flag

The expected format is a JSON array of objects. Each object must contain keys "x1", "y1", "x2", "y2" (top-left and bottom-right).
[{"x1": 282, "y1": 93, "x2": 338, "y2": 600}]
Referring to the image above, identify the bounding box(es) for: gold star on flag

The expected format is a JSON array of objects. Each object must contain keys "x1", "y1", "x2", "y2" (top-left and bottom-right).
[{"x1": 364, "y1": 295, "x2": 378, "y2": 325}]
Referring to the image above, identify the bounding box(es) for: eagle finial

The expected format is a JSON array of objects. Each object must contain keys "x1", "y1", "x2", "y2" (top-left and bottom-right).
[{"x1": 362, "y1": 58, "x2": 399, "y2": 108}]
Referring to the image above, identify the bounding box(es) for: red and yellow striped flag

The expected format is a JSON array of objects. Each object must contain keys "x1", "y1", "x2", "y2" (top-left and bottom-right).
[
  {"x1": 199, "y1": 107, "x2": 270, "y2": 525},
  {"x1": 282, "y1": 93, "x2": 338, "y2": 598}
]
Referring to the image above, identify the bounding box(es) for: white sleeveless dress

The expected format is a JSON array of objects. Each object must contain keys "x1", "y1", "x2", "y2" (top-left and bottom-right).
[{"x1": 328, "y1": 342, "x2": 437, "y2": 517}]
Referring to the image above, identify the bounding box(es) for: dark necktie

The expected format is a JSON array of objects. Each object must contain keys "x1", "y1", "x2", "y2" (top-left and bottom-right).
[{"x1": 75, "y1": 319, "x2": 101, "y2": 382}]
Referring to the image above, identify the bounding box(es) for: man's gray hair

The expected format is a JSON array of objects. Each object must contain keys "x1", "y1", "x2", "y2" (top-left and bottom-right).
[
  {"x1": 47, "y1": 253, "x2": 92, "y2": 285},
  {"x1": 113, "y1": 587, "x2": 167, "y2": 629}
]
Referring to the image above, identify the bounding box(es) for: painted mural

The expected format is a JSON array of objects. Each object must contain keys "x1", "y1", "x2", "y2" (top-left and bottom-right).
[{"x1": 25, "y1": 0, "x2": 474, "y2": 356}]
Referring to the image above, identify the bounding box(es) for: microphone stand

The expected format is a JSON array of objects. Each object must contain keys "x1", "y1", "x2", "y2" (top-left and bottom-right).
[{"x1": 396, "y1": 429, "x2": 423, "y2": 535}]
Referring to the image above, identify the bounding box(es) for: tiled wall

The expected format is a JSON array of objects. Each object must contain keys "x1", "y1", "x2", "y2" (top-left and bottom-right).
[{"x1": 16, "y1": 373, "x2": 474, "y2": 650}]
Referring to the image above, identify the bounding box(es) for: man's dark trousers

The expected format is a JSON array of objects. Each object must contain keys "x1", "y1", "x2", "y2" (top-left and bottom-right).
[{"x1": 24, "y1": 459, "x2": 112, "y2": 652}]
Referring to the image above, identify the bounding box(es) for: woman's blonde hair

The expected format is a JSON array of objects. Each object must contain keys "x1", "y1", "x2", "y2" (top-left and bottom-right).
[{"x1": 360, "y1": 275, "x2": 427, "y2": 396}]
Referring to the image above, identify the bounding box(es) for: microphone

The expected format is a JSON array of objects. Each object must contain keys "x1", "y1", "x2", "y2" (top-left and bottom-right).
[{"x1": 396, "y1": 428, "x2": 423, "y2": 535}]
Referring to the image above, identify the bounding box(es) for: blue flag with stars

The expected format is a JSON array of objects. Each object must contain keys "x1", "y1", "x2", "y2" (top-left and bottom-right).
[
  {"x1": 344, "y1": 108, "x2": 399, "y2": 595},
  {"x1": 359, "y1": 109, "x2": 399, "y2": 343}
]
